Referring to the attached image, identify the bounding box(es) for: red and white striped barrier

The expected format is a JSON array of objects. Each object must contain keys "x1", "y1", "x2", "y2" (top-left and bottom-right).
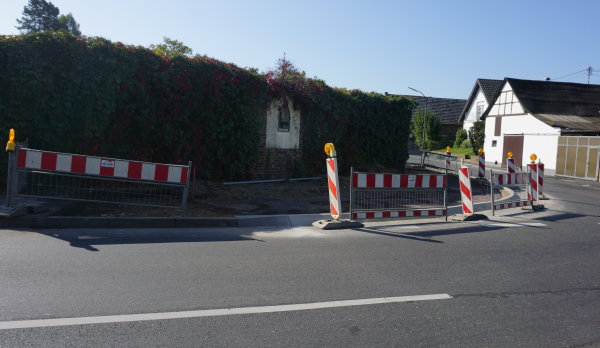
[
  {"x1": 353, "y1": 209, "x2": 445, "y2": 220},
  {"x1": 527, "y1": 162, "x2": 545, "y2": 202},
  {"x1": 445, "y1": 150, "x2": 451, "y2": 170},
  {"x1": 490, "y1": 170, "x2": 531, "y2": 215},
  {"x1": 494, "y1": 201, "x2": 530, "y2": 210},
  {"x1": 458, "y1": 166, "x2": 474, "y2": 215},
  {"x1": 478, "y1": 153, "x2": 485, "y2": 178},
  {"x1": 352, "y1": 173, "x2": 446, "y2": 189},
  {"x1": 538, "y1": 162, "x2": 544, "y2": 197},
  {"x1": 350, "y1": 171, "x2": 447, "y2": 221},
  {"x1": 507, "y1": 157, "x2": 516, "y2": 173},
  {"x1": 17, "y1": 148, "x2": 189, "y2": 184},
  {"x1": 326, "y1": 157, "x2": 342, "y2": 220},
  {"x1": 492, "y1": 173, "x2": 528, "y2": 186}
]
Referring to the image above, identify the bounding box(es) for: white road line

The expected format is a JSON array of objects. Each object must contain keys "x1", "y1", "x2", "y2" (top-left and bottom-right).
[
  {"x1": 484, "y1": 222, "x2": 547, "y2": 228},
  {"x1": 0, "y1": 294, "x2": 451, "y2": 330}
]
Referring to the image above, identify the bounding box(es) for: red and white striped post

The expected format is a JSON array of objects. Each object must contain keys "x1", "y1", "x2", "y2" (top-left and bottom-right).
[
  {"x1": 458, "y1": 165, "x2": 474, "y2": 215},
  {"x1": 324, "y1": 143, "x2": 342, "y2": 220},
  {"x1": 538, "y1": 161, "x2": 544, "y2": 198},
  {"x1": 445, "y1": 146, "x2": 451, "y2": 170},
  {"x1": 527, "y1": 154, "x2": 540, "y2": 202},
  {"x1": 478, "y1": 148, "x2": 485, "y2": 178},
  {"x1": 507, "y1": 152, "x2": 516, "y2": 173}
]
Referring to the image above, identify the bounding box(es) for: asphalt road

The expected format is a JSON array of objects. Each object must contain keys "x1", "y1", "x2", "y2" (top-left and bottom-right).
[{"x1": 1, "y1": 175, "x2": 599, "y2": 347}]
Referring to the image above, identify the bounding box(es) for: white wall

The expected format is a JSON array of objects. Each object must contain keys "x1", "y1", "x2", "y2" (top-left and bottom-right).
[
  {"x1": 523, "y1": 134, "x2": 559, "y2": 173},
  {"x1": 463, "y1": 88, "x2": 488, "y2": 135},
  {"x1": 265, "y1": 97, "x2": 301, "y2": 149},
  {"x1": 484, "y1": 113, "x2": 560, "y2": 170}
]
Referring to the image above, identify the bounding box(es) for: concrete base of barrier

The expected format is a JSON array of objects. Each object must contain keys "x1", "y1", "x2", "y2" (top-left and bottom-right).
[
  {"x1": 312, "y1": 219, "x2": 364, "y2": 230},
  {"x1": 522, "y1": 204, "x2": 545, "y2": 211},
  {"x1": 449, "y1": 213, "x2": 488, "y2": 222},
  {"x1": 0, "y1": 205, "x2": 29, "y2": 218}
]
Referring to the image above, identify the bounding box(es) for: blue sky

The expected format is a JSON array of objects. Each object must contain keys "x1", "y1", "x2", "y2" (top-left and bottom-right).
[{"x1": 2, "y1": 0, "x2": 599, "y2": 99}]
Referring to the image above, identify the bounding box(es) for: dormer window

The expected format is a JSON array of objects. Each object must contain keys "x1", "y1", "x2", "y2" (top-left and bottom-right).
[{"x1": 278, "y1": 99, "x2": 290, "y2": 132}]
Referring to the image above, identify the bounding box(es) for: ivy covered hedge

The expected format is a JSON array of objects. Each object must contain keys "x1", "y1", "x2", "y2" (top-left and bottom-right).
[{"x1": 0, "y1": 32, "x2": 414, "y2": 181}]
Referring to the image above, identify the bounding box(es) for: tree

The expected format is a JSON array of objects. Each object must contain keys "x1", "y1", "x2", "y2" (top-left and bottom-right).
[
  {"x1": 16, "y1": 0, "x2": 81, "y2": 35},
  {"x1": 453, "y1": 128, "x2": 468, "y2": 148},
  {"x1": 468, "y1": 120, "x2": 486, "y2": 155},
  {"x1": 149, "y1": 37, "x2": 193, "y2": 58},
  {"x1": 16, "y1": 0, "x2": 61, "y2": 33},
  {"x1": 410, "y1": 108, "x2": 441, "y2": 151},
  {"x1": 58, "y1": 13, "x2": 81, "y2": 35}
]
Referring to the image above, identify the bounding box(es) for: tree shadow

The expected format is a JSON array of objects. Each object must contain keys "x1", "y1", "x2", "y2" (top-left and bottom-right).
[{"x1": 35, "y1": 228, "x2": 261, "y2": 252}]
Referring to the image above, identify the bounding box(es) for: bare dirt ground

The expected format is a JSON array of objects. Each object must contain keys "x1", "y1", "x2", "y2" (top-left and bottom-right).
[{"x1": 54, "y1": 170, "x2": 497, "y2": 217}]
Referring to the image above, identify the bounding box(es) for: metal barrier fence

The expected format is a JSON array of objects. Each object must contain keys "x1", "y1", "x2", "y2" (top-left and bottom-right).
[
  {"x1": 349, "y1": 168, "x2": 448, "y2": 220},
  {"x1": 490, "y1": 169, "x2": 531, "y2": 215},
  {"x1": 424, "y1": 151, "x2": 459, "y2": 173},
  {"x1": 10, "y1": 147, "x2": 191, "y2": 210}
]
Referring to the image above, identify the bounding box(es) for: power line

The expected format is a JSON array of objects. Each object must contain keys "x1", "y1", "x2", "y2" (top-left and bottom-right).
[{"x1": 553, "y1": 68, "x2": 589, "y2": 80}]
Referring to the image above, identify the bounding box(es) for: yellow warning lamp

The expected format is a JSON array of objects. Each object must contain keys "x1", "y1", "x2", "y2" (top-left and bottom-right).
[
  {"x1": 507, "y1": 152, "x2": 513, "y2": 159},
  {"x1": 324, "y1": 143, "x2": 336, "y2": 157},
  {"x1": 446, "y1": 146, "x2": 451, "y2": 152},
  {"x1": 530, "y1": 153, "x2": 537, "y2": 163},
  {"x1": 478, "y1": 148, "x2": 484, "y2": 155},
  {"x1": 6, "y1": 128, "x2": 15, "y2": 152}
]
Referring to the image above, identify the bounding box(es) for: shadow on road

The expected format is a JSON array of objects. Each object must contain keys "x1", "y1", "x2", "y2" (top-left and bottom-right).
[{"x1": 35, "y1": 228, "x2": 261, "y2": 252}]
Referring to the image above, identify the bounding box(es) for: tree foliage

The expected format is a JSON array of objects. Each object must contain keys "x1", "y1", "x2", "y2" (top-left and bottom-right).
[
  {"x1": 0, "y1": 33, "x2": 415, "y2": 180},
  {"x1": 411, "y1": 108, "x2": 441, "y2": 151},
  {"x1": 468, "y1": 120, "x2": 486, "y2": 154},
  {"x1": 16, "y1": 0, "x2": 62, "y2": 33},
  {"x1": 16, "y1": 0, "x2": 81, "y2": 35},
  {"x1": 150, "y1": 37, "x2": 193, "y2": 58},
  {"x1": 58, "y1": 13, "x2": 81, "y2": 35},
  {"x1": 454, "y1": 128, "x2": 468, "y2": 148}
]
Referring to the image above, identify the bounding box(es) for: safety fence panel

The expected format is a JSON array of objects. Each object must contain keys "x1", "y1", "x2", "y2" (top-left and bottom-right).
[
  {"x1": 13, "y1": 148, "x2": 191, "y2": 210},
  {"x1": 350, "y1": 169, "x2": 447, "y2": 220},
  {"x1": 490, "y1": 170, "x2": 531, "y2": 215},
  {"x1": 424, "y1": 152, "x2": 459, "y2": 173}
]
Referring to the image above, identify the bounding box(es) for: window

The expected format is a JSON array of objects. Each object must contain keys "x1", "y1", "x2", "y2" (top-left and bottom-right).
[
  {"x1": 476, "y1": 103, "x2": 485, "y2": 118},
  {"x1": 494, "y1": 116, "x2": 502, "y2": 137},
  {"x1": 492, "y1": 140, "x2": 497, "y2": 147},
  {"x1": 277, "y1": 99, "x2": 290, "y2": 132}
]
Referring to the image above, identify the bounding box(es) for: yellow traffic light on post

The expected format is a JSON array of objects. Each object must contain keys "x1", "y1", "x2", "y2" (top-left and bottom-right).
[
  {"x1": 6, "y1": 128, "x2": 15, "y2": 152},
  {"x1": 530, "y1": 153, "x2": 537, "y2": 163},
  {"x1": 478, "y1": 148, "x2": 484, "y2": 155},
  {"x1": 446, "y1": 146, "x2": 451, "y2": 151},
  {"x1": 507, "y1": 152, "x2": 513, "y2": 159},
  {"x1": 324, "y1": 143, "x2": 336, "y2": 157}
]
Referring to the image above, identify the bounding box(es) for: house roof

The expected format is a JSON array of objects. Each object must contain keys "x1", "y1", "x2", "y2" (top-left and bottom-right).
[
  {"x1": 458, "y1": 78, "x2": 503, "y2": 124},
  {"x1": 534, "y1": 114, "x2": 600, "y2": 133},
  {"x1": 506, "y1": 78, "x2": 600, "y2": 117},
  {"x1": 401, "y1": 95, "x2": 466, "y2": 125},
  {"x1": 481, "y1": 78, "x2": 600, "y2": 133}
]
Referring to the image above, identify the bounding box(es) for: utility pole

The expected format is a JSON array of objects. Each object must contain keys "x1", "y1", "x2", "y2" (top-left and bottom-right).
[{"x1": 587, "y1": 66, "x2": 593, "y2": 84}]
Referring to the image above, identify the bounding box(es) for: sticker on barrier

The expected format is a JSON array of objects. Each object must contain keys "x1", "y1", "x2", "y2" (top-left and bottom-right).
[
  {"x1": 11, "y1": 147, "x2": 192, "y2": 210},
  {"x1": 349, "y1": 169, "x2": 448, "y2": 221}
]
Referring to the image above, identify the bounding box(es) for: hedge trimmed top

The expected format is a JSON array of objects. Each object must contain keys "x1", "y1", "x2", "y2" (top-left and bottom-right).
[{"x1": 0, "y1": 32, "x2": 415, "y2": 180}]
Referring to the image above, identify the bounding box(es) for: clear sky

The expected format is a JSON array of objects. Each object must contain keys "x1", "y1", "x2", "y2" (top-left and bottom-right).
[{"x1": 2, "y1": 0, "x2": 599, "y2": 99}]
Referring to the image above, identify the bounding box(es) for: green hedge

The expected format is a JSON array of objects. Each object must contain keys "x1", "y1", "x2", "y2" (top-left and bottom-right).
[{"x1": 0, "y1": 32, "x2": 414, "y2": 181}]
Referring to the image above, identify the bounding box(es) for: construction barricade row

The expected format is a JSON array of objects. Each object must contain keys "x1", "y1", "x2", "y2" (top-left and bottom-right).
[
  {"x1": 11, "y1": 147, "x2": 192, "y2": 210},
  {"x1": 349, "y1": 168, "x2": 448, "y2": 221}
]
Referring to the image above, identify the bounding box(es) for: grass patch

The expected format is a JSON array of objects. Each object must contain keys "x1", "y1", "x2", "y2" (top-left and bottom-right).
[{"x1": 434, "y1": 147, "x2": 475, "y2": 156}]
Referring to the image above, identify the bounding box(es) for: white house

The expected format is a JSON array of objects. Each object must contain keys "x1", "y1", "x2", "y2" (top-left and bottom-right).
[
  {"x1": 481, "y1": 78, "x2": 600, "y2": 175},
  {"x1": 459, "y1": 79, "x2": 504, "y2": 135}
]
